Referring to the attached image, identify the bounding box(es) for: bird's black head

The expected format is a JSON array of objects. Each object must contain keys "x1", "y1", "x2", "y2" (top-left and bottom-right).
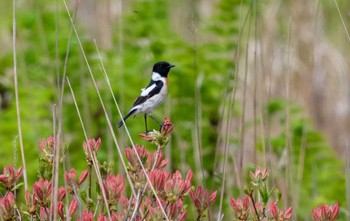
[{"x1": 153, "y1": 61, "x2": 175, "y2": 77}]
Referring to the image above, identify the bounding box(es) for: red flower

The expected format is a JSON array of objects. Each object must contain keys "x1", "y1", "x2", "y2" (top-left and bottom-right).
[
  {"x1": 161, "y1": 118, "x2": 174, "y2": 136},
  {"x1": 98, "y1": 214, "x2": 108, "y2": 221},
  {"x1": 38, "y1": 136, "x2": 56, "y2": 163},
  {"x1": 148, "y1": 169, "x2": 171, "y2": 195},
  {"x1": 83, "y1": 137, "x2": 101, "y2": 153},
  {"x1": 0, "y1": 192, "x2": 16, "y2": 220},
  {"x1": 57, "y1": 201, "x2": 65, "y2": 220},
  {"x1": 25, "y1": 190, "x2": 37, "y2": 215},
  {"x1": 77, "y1": 210, "x2": 94, "y2": 221},
  {"x1": 164, "y1": 170, "x2": 193, "y2": 202},
  {"x1": 139, "y1": 118, "x2": 174, "y2": 147},
  {"x1": 126, "y1": 145, "x2": 151, "y2": 172},
  {"x1": 83, "y1": 137, "x2": 101, "y2": 162},
  {"x1": 65, "y1": 168, "x2": 88, "y2": 194},
  {"x1": 103, "y1": 174, "x2": 125, "y2": 205},
  {"x1": 39, "y1": 206, "x2": 49, "y2": 221},
  {"x1": 312, "y1": 203, "x2": 339, "y2": 221},
  {"x1": 97, "y1": 212, "x2": 124, "y2": 221},
  {"x1": 270, "y1": 203, "x2": 279, "y2": 220},
  {"x1": 0, "y1": 165, "x2": 22, "y2": 191},
  {"x1": 33, "y1": 178, "x2": 52, "y2": 205},
  {"x1": 168, "y1": 199, "x2": 187, "y2": 221},
  {"x1": 78, "y1": 169, "x2": 89, "y2": 186},
  {"x1": 229, "y1": 196, "x2": 250, "y2": 220},
  {"x1": 38, "y1": 136, "x2": 55, "y2": 153},
  {"x1": 269, "y1": 203, "x2": 292, "y2": 221},
  {"x1": 139, "y1": 131, "x2": 158, "y2": 141},
  {"x1": 151, "y1": 151, "x2": 168, "y2": 170},
  {"x1": 58, "y1": 186, "x2": 66, "y2": 201},
  {"x1": 249, "y1": 167, "x2": 268, "y2": 186},
  {"x1": 190, "y1": 185, "x2": 217, "y2": 212},
  {"x1": 280, "y1": 207, "x2": 293, "y2": 220},
  {"x1": 69, "y1": 198, "x2": 78, "y2": 217}
]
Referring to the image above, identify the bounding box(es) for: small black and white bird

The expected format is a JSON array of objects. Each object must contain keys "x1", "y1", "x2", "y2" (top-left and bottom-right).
[{"x1": 118, "y1": 61, "x2": 175, "y2": 131}]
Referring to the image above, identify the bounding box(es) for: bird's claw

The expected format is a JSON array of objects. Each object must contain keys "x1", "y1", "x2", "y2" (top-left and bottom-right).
[{"x1": 145, "y1": 130, "x2": 152, "y2": 135}]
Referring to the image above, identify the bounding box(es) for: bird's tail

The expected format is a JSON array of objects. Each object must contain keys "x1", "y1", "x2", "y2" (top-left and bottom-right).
[{"x1": 117, "y1": 109, "x2": 137, "y2": 128}]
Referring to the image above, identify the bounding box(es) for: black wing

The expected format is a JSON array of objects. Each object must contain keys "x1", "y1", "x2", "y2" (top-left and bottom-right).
[{"x1": 133, "y1": 80, "x2": 164, "y2": 106}]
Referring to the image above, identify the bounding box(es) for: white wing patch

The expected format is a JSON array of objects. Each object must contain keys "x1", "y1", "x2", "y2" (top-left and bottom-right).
[{"x1": 141, "y1": 83, "x2": 156, "y2": 96}]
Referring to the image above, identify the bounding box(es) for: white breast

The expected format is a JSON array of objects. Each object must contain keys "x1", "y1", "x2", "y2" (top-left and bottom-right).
[{"x1": 139, "y1": 81, "x2": 167, "y2": 114}]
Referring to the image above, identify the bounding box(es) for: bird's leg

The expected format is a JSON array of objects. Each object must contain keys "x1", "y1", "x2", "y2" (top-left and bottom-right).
[
  {"x1": 149, "y1": 114, "x2": 163, "y2": 131},
  {"x1": 144, "y1": 114, "x2": 149, "y2": 133}
]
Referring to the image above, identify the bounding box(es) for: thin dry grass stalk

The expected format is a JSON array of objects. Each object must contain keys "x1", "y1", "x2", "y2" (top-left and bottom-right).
[
  {"x1": 93, "y1": 41, "x2": 172, "y2": 221},
  {"x1": 12, "y1": 0, "x2": 28, "y2": 191},
  {"x1": 66, "y1": 77, "x2": 113, "y2": 220},
  {"x1": 51, "y1": 105, "x2": 61, "y2": 221}
]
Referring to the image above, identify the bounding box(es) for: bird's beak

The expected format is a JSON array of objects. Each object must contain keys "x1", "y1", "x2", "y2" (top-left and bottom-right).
[{"x1": 168, "y1": 64, "x2": 175, "y2": 68}]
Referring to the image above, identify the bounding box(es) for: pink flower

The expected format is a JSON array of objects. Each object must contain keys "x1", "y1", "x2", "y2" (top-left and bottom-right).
[
  {"x1": 120, "y1": 195, "x2": 129, "y2": 209},
  {"x1": 164, "y1": 170, "x2": 193, "y2": 202},
  {"x1": 97, "y1": 212, "x2": 124, "y2": 221},
  {"x1": 139, "y1": 131, "x2": 158, "y2": 141},
  {"x1": 77, "y1": 210, "x2": 94, "y2": 221},
  {"x1": 249, "y1": 168, "x2": 268, "y2": 186},
  {"x1": 33, "y1": 178, "x2": 52, "y2": 205},
  {"x1": 0, "y1": 165, "x2": 22, "y2": 190},
  {"x1": 58, "y1": 186, "x2": 66, "y2": 201},
  {"x1": 98, "y1": 214, "x2": 107, "y2": 221},
  {"x1": 161, "y1": 118, "x2": 174, "y2": 136},
  {"x1": 39, "y1": 206, "x2": 49, "y2": 221},
  {"x1": 250, "y1": 202, "x2": 263, "y2": 218},
  {"x1": 229, "y1": 196, "x2": 250, "y2": 220},
  {"x1": 78, "y1": 169, "x2": 89, "y2": 186},
  {"x1": 151, "y1": 151, "x2": 168, "y2": 170},
  {"x1": 270, "y1": 203, "x2": 279, "y2": 220},
  {"x1": 126, "y1": 145, "x2": 168, "y2": 173},
  {"x1": 312, "y1": 203, "x2": 339, "y2": 221},
  {"x1": 190, "y1": 186, "x2": 217, "y2": 212},
  {"x1": 25, "y1": 190, "x2": 37, "y2": 215},
  {"x1": 126, "y1": 145, "x2": 151, "y2": 172},
  {"x1": 83, "y1": 137, "x2": 101, "y2": 153},
  {"x1": 69, "y1": 198, "x2": 78, "y2": 217},
  {"x1": 38, "y1": 136, "x2": 55, "y2": 153},
  {"x1": 57, "y1": 201, "x2": 65, "y2": 220},
  {"x1": 38, "y1": 136, "x2": 56, "y2": 162},
  {"x1": 139, "y1": 118, "x2": 174, "y2": 147},
  {"x1": 168, "y1": 199, "x2": 187, "y2": 221},
  {"x1": 148, "y1": 206, "x2": 164, "y2": 220},
  {"x1": 148, "y1": 169, "x2": 171, "y2": 195},
  {"x1": 83, "y1": 137, "x2": 101, "y2": 162},
  {"x1": 280, "y1": 207, "x2": 293, "y2": 220},
  {"x1": 0, "y1": 192, "x2": 16, "y2": 220},
  {"x1": 103, "y1": 174, "x2": 125, "y2": 205},
  {"x1": 65, "y1": 168, "x2": 88, "y2": 194},
  {"x1": 65, "y1": 168, "x2": 76, "y2": 185},
  {"x1": 269, "y1": 203, "x2": 292, "y2": 221}
]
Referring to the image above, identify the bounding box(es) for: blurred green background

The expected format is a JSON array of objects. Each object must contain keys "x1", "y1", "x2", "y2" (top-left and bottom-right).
[{"x1": 1, "y1": 0, "x2": 349, "y2": 219}]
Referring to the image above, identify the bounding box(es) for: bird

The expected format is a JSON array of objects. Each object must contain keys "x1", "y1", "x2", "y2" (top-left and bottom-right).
[{"x1": 118, "y1": 61, "x2": 175, "y2": 132}]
